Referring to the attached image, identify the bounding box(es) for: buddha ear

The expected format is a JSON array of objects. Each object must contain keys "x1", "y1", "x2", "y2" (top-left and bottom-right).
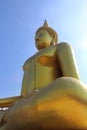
[{"x1": 51, "y1": 38, "x2": 55, "y2": 45}]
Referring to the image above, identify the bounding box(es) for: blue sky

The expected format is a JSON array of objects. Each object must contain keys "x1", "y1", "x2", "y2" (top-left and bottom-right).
[{"x1": 0, "y1": 0, "x2": 87, "y2": 98}]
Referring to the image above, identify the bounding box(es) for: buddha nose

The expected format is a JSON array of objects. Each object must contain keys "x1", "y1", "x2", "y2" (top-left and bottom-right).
[{"x1": 35, "y1": 37, "x2": 39, "y2": 41}]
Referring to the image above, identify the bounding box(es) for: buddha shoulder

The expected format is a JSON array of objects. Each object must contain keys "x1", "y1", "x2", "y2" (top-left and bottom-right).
[
  {"x1": 23, "y1": 54, "x2": 35, "y2": 71},
  {"x1": 58, "y1": 42, "x2": 73, "y2": 51}
]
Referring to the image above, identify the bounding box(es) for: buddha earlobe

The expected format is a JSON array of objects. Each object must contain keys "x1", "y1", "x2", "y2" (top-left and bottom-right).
[{"x1": 51, "y1": 38, "x2": 55, "y2": 45}]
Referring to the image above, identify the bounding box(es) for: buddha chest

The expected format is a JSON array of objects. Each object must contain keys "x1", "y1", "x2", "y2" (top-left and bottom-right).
[{"x1": 23, "y1": 45, "x2": 62, "y2": 94}]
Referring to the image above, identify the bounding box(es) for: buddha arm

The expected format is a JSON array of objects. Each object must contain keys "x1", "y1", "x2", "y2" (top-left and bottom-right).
[
  {"x1": 57, "y1": 42, "x2": 80, "y2": 79},
  {"x1": 0, "y1": 96, "x2": 22, "y2": 107}
]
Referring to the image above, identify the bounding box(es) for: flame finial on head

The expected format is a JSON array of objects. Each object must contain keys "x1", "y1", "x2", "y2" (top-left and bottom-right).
[{"x1": 43, "y1": 20, "x2": 48, "y2": 27}]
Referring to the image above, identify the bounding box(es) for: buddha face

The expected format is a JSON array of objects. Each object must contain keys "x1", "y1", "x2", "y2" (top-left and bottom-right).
[{"x1": 35, "y1": 29, "x2": 52, "y2": 50}]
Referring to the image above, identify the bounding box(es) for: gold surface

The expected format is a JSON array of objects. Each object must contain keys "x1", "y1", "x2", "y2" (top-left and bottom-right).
[{"x1": 0, "y1": 21, "x2": 87, "y2": 129}]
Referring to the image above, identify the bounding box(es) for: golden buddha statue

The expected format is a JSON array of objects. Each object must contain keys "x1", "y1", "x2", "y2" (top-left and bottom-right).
[{"x1": 0, "y1": 20, "x2": 87, "y2": 130}]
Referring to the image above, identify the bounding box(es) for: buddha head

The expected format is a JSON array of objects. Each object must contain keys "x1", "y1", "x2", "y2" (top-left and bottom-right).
[{"x1": 35, "y1": 20, "x2": 58, "y2": 50}]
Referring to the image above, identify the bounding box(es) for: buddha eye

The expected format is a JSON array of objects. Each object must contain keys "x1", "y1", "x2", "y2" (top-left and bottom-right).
[{"x1": 39, "y1": 33, "x2": 42, "y2": 37}]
